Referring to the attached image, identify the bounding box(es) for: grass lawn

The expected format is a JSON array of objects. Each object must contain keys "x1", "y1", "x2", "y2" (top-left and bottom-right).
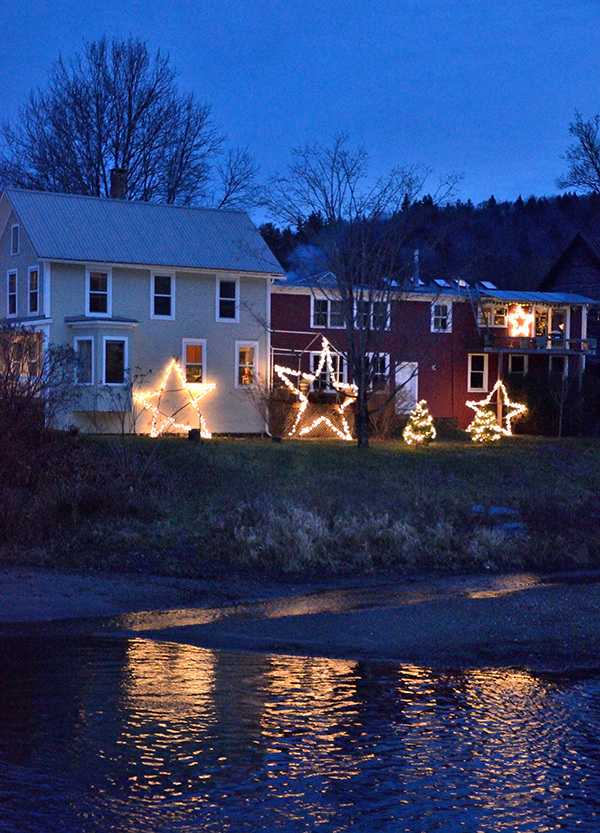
[{"x1": 4, "y1": 431, "x2": 600, "y2": 576}]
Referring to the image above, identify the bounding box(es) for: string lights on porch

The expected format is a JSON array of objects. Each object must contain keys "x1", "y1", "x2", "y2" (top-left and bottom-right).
[
  {"x1": 273, "y1": 338, "x2": 357, "y2": 440},
  {"x1": 133, "y1": 359, "x2": 216, "y2": 438}
]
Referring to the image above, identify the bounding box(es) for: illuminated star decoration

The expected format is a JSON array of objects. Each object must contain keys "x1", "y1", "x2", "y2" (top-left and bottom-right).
[
  {"x1": 466, "y1": 379, "x2": 527, "y2": 438},
  {"x1": 507, "y1": 304, "x2": 534, "y2": 337},
  {"x1": 274, "y1": 338, "x2": 357, "y2": 440},
  {"x1": 133, "y1": 359, "x2": 216, "y2": 438}
]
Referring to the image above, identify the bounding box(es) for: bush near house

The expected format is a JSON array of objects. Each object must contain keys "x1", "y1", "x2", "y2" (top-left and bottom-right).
[{"x1": 2, "y1": 434, "x2": 600, "y2": 576}]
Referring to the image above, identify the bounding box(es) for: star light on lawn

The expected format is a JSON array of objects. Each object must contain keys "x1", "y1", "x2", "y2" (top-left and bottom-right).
[
  {"x1": 274, "y1": 338, "x2": 357, "y2": 440},
  {"x1": 507, "y1": 304, "x2": 534, "y2": 338},
  {"x1": 133, "y1": 359, "x2": 216, "y2": 438},
  {"x1": 465, "y1": 379, "x2": 526, "y2": 439}
]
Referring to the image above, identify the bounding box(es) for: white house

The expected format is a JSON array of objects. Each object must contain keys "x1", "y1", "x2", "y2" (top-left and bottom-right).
[{"x1": 0, "y1": 188, "x2": 284, "y2": 435}]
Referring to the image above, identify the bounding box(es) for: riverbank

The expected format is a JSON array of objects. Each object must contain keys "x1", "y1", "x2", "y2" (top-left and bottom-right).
[{"x1": 3, "y1": 566, "x2": 600, "y2": 673}]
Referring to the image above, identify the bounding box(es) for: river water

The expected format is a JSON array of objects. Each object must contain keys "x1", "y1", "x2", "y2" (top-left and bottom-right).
[{"x1": 1, "y1": 622, "x2": 599, "y2": 832}]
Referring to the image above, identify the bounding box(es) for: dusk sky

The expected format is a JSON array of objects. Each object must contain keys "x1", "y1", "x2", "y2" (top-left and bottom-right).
[{"x1": 3, "y1": 0, "x2": 600, "y2": 220}]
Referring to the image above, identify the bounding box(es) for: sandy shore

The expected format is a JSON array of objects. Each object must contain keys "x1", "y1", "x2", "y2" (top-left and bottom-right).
[{"x1": 2, "y1": 566, "x2": 600, "y2": 673}]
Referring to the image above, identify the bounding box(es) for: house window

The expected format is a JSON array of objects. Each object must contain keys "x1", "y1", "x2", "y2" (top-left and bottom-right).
[
  {"x1": 367, "y1": 352, "x2": 389, "y2": 390},
  {"x1": 479, "y1": 305, "x2": 507, "y2": 327},
  {"x1": 395, "y1": 361, "x2": 418, "y2": 414},
  {"x1": 311, "y1": 351, "x2": 346, "y2": 391},
  {"x1": 87, "y1": 269, "x2": 111, "y2": 316},
  {"x1": 311, "y1": 298, "x2": 346, "y2": 329},
  {"x1": 431, "y1": 302, "x2": 452, "y2": 332},
  {"x1": 236, "y1": 342, "x2": 257, "y2": 387},
  {"x1": 183, "y1": 339, "x2": 206, "y2": 383},
  {"x1": 356, "y1": 299, "x2": 371, "y2": 330},
  {"x1": 372, "y1": 301, "x2": 389, "y2": 330},
  {"x1": 468, "y1": 353, "x2": 488, "y2": 392},
  {"x1": 10, "y1": 225, "x2": 19, "y2": 255},
  {"x1": 509, "y1": 354, "x2": 528, "y2": 375},
  {"x1": 7, "y1": 270, "x2": 17, "y2": 317},
  {"x1": 217, "y1": 279, "x2": 238, "y2": 321},
  {"x1": 75, "y1": 337, "x2": 93, "y2": 384},
  {"x1": 28, "y1": 268, "x2": 39, "y2": 315},
  {"x1": 152, "y1": 274, "x2": 174, "y2": 318},
  {"x1": 6, "y1": 331, "x2": 43, "y2": 377},
  {"x1": 103, "y1": 338, "x2": 127, "y2": 384}
]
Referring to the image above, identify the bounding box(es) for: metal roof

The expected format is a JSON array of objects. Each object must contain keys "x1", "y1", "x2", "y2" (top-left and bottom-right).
[
  {"x1": 480, "y1": 289, "x2": 596, "y2": 305},
  {"x1": 3, "y1": 189, "x2": 283, "y2": 276}
]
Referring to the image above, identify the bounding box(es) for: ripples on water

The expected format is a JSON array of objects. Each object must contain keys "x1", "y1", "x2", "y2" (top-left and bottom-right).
[{"x1": 0, "y1": 634, "x2": 599, "y2": 832}]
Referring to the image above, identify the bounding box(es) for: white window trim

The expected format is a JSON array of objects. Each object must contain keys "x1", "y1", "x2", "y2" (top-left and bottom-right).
[
  {"x1": 10, "y1": 224, "x2": 19, "y2": 256},
  {"x1": 468, "y1": 353, "x2": 489, "y2": 392},
  {"x1": 182, "y1": 338, "x2": 207, "y2": 385},
  {"x1": 371, "y1": 300, "x2": 391, "y2": 331},
  {"x1": 354, "y1": 298, "x2": 391, "y2": 331},
  {"x1": 235, "y1": 340, "x2": 258, "y2": 388},
  {"x1": 216, "y1": 276, "x2": 240, "y2": 323},
  {"x1": 311, "y1": 295, "x2": 328, "y2": 328},
  {"x1": 7, "y1": 270, "x2": 17, "y2": 318},
  {"x1": 74, "y1": 336, "x2": 94, "y2": 386},
  {"x1": 508, "y1": 353, "x2": 528, "y2": 375},
  {"x1": 366, "y1": 351, "x2": 390, "y2": 391},
  {"x1": 86, "y1": 267, "x2": 112, "y2": 318},
  {"x1": 102, "y1": 336, "x2": 128, "y2": 385},
  {"x1": 151, "y1": 272, "x2": 175, "y2": 320},
  {"x1": 28, "y1": 267, "x2": 39, "y2": 316},
  {"x1": 309, "y1": 349, "x2": 347, "y2": 391},
  {"x1": 395, "y1": 361, "x2": 419, "y2": 414},
  {"x1": 479, "y1": 304, "x2": 507, "y2": 328},
  {"x1": 431, "y1": 300, "x2": 453, "y2": 333}
]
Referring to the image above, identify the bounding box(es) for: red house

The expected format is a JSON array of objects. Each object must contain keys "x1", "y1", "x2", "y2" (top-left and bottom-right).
[{"x1": 270, "y1": 275, "x2": 595, "y2": 434}]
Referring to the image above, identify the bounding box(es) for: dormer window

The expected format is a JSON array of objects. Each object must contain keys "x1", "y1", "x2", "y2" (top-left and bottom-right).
[{"x1": 10, "y1": 225, "x2": 19, "y2": 255}]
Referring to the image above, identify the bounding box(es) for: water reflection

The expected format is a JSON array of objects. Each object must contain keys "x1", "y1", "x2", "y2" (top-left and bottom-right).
[{"x1": 0, "y1": 634, "x2": 599, "y2": 831}]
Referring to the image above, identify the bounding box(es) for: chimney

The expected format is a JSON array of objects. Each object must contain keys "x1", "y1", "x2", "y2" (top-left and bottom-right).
[{"x1": 110, "y1": 168, "x2": 128, "y2": 199}]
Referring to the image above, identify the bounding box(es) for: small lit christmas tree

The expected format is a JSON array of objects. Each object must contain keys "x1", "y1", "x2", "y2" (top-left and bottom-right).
[
  {"x1": 466, "y1": 406, "x2": 503, "y2": 443},
  {"x1": 403, "y1": 400, "x2": 436, "y2": 445}
]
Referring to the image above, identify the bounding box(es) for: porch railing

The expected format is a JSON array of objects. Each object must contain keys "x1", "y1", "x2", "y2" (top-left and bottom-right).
[{"x1": 482, "y1": 334, "x2": 597, "y2": 354}]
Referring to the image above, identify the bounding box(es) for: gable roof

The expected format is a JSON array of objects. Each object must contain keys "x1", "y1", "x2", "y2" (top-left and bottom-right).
[
  {"x1": 538, "y1": 232, "x2": 600, "y2": 293},
  {"x1": 1, "y1": 188, "x2": 283, "y2": 276}
]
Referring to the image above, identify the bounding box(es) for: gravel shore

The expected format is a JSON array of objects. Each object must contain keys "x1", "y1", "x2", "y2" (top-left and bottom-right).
[{"x1": 2, "y1": 567, "x2": 600, "y2": 673}]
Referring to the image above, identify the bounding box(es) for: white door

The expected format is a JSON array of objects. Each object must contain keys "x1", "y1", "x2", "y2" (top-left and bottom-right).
[{"x1": 395, "y1": 362, "x2": 418, "y2": 414}]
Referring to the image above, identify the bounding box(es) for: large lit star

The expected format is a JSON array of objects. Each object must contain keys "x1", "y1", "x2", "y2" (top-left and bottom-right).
[
  {"x1": 133, "y1": 359, "x2": 216, "y2": 437},
  {"x1": 274, "y1": 338, "x2": 357, "y2": 441},
  {"x1": 507, "y1": 304, "x2": 534, "y2": 337},
  {"x1": 466, "y1": 379, "x2": 526, "y2": 436}
]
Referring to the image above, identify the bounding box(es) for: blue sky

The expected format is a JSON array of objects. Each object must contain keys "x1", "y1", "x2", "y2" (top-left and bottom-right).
[{"x1": 2, "y1": 0, "x2": 600, "y2": 218}]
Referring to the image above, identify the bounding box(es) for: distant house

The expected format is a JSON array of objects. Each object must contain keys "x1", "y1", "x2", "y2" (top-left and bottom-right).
[
  {"x1": 0, "y1": 188, "x2": 283, "y2": 434},
  {"x1": 270, "y1": 275, "x2": 596, "y2": 431},
  {"x1": 538, "y1": 232, "x2": 600, "y2": 351}
]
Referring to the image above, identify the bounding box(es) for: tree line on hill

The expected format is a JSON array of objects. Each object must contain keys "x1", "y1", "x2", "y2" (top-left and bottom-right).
[{"x1": 260, "y1": 191, "x2": 600, "y2": 289}]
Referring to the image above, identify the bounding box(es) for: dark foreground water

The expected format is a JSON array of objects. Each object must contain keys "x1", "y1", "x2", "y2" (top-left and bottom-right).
[{"x1": 1, "y1": 632, "x2": 599, "y2": 832}]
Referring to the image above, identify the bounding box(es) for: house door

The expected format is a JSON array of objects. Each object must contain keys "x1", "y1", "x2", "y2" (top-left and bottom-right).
[{"x1": 395, "y1": 362, "x2": 418, "y2": 414}]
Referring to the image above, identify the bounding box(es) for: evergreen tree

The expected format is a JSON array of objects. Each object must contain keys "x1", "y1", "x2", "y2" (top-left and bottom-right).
[
  {"x1": 403, "y1": 400, "x2": 436, "y2": 445},
  {"x1": 466, "y1": 407, "x2": 503, "y2": 443}
]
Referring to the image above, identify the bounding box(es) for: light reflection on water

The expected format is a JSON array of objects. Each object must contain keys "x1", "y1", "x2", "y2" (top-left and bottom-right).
[{"x1": 0, "y1": 634, "x2": 599, "y2": 832}]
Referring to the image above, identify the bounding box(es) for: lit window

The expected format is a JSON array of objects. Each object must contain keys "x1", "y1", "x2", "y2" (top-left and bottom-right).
[
  {"x1": 87, "y1": 270, "x2": 110, "y2": 316},
  {"x1": 6, "y1": 331, "x2": 42, "y2": 377},
  {"x1": 218, "y1": 279, "x2": 238, "y2": 321},
  {"x1": 183, "y1": 340, "x2": 205, "y2": 383},
  {"x1": 28, "y1": 268, "x2": 39, "y2": 315},
  {"x1": 152, "y1": 274, "x2": 174, "y2": 318},
  {"x1": 468, "y1": 353, "x2": 488, "y2": 391},
  {"x1": 479, "y1": 304, "x2": 507, "y2": 327},
  {"x1": 431, "y1": 302, "x2": 452, "y2": 332},
  {"x1": 10, "y1": 225, "x2": 19, "y2": 256},
  {"x1": 104, "y1": 338, "x2": 126, "y2": 384},
  {"x1": 7, "y1": 270, "x2": 17, "y2": 317},
  {"x1": 75, "y1": 338, "x2": 93, "y2": 384},
  {"x1": 237, "y1": 342, "x2": 256, "y2": 386}
]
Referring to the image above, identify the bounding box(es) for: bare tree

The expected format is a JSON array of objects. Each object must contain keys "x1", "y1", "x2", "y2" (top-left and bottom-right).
[
  {"x1": 264, "y1": 133, "x2": 461, "y2": 447},
  {"x1": 0, "y1": 36, "x2": 260, "y2": 208},
  {"x1": 557, "y1": 111, "x2": 600, "y2": 193}
]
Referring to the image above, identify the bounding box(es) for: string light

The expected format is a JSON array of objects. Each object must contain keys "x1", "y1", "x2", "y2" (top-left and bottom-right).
[
  {"x1": 133, "y1": 359, "x2": 216, "y2": 438},
  {"x1": 403, "y1": 400, "x2": 436, "y2": 445},
  {"x1": 466, "y1": 407, "x2": 504, "y2": 443},
  {"x1": 274, "y1": 338, "x2": 357, "y2": 440},
  {"x1": 466, "y1": 379, "x2": 526, "y2": 441},
  {"x1": 508, "y1": 304, "x2": 534, "y2": 337}
]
